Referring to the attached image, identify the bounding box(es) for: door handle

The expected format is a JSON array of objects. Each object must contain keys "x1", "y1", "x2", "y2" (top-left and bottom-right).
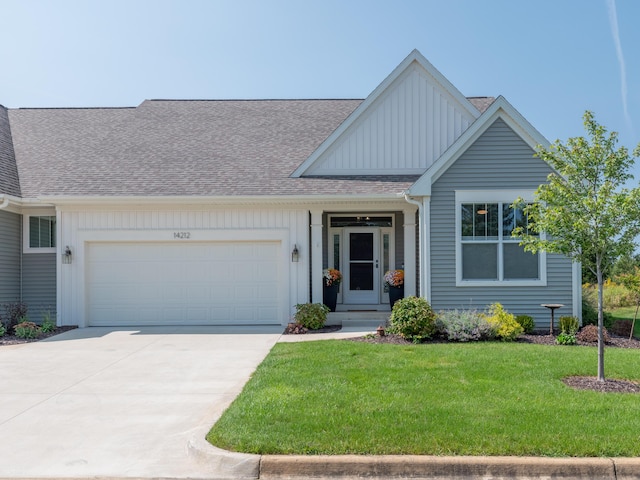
[{"x1": 375, "y1": 260, "x2": 379, "y2": 269}]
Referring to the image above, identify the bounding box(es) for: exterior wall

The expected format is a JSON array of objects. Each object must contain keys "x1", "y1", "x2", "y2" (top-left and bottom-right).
[
  {"x1": 430, "y1": 118, "x2": 574, "y2": 329},
  {"x1": 57, "y1": 205, "x2": 310, "y2": 326},
  {"x1": 0, "y1": 209, "x2": 21, "y2": 304},
  {"x1": 307, "y1": 66, "x2": 475, "y2": 175},
  {"x1": 22, "y1": 253, "x2": 56, "y2": 321}
]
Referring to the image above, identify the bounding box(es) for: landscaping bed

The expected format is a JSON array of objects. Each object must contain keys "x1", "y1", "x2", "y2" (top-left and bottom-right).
[{"x1": 0, "y1": 326, "x2": 77, "y2": 346}]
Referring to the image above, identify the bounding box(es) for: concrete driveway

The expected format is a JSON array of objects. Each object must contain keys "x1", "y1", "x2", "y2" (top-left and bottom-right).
[{"x1": 0, "y1": 325, "x2": 282, "y2": 479}]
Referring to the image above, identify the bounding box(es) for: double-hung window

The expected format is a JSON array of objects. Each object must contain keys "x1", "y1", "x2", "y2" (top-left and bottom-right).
[{"x1": 456, "y1": 191, "x2": 546, "y2": 286}]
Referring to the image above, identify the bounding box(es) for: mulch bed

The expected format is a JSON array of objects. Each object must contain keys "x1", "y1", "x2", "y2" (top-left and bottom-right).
[{"x1": 0, "y1": 326, "x2": 77, "y2": 346}]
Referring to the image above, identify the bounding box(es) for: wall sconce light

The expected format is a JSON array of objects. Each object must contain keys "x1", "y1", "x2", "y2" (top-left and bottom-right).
[
  {"x1": 291, "y1": 244, "x2": 299, "y2": 263},
  {"x1": 62, "y1": 246, "x2": 72, "y2": 264}
]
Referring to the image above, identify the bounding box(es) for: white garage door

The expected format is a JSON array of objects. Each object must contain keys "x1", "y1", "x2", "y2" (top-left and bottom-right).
[{"x1": 86, "y1": 241, "x2": 282, "y2": 326}]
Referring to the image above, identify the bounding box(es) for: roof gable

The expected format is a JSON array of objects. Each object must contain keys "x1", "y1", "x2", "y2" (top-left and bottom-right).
[
  {"x1": 291, "y1": 49, "x2": 481, "y2": 177},
  {"x1": 407, "y1": 96, "x2": 549, "y2": 196}
]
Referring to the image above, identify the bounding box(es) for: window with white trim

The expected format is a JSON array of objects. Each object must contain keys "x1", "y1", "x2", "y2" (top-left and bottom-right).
[
  {"x1": 24, "y1": 215, "x2": 56, "y2": 253},
  {"x1": 456, "y1": 191, "x2": 545, "y2": 286}
]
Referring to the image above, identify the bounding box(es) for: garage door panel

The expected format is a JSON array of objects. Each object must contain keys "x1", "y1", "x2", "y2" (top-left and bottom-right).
[{"x1": 87, "y1": 241, "x2": 282, "y2": 326}]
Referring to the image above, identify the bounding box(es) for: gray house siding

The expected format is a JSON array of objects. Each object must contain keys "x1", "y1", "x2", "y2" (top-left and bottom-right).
[
  {"x1": 0, "y1": 210, "x2": 21, "y2": 305},
  {"x1": 21, "y1": 253, "x2": 56, "y2": 322},
  {"x1": 430, "y1": 118, "x2": 574, "y2": 329}
]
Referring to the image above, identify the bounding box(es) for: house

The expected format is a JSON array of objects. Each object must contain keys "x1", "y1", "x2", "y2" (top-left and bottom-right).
[{"x1": 0, "y1": 50, "x2": 580, "y2": 329}]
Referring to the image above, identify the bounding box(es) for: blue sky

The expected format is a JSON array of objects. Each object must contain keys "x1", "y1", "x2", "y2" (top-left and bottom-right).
[{"x1": 1, "y1": 0, "x2": 639, "y2": 158}]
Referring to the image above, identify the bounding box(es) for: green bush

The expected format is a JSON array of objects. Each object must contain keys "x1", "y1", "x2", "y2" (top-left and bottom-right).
[
  {"x1": 41, "y1": 311, "x2": 56, "y2": 333},
  {"x1": 581, "y1": 299, "x2": 613, "y2": 328},
  {"x1": 515, "y1": 315, "x2": 535, "y2": 334},
  {"x1": 481, "y1": 303, "x2": 523, "y2": 342},
  {"x1": 0, "y1": 323, "x2": 5, "y2": 337},
  {"x1": 555, "y1": 332, "x2": 577, "y2": 345},
  {"x1": 294, "y1": 303, "x2": 329, "y2": 330},
  {"x1": 436, "y1": 309, "x2": 496, "y2": 342},
  {"x1": 559, "y1": 316, "x2": 579, "y2": 335},
  {"x1": 388, "y1": 296, "x2": 437, "y2": 343},
  {"x1": 14, "y1": 321, "x2": 41, "y2": 339}
]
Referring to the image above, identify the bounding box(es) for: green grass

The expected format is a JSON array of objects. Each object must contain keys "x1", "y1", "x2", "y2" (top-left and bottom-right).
[{"x1": 207, "y1": 340, "x2": 640, "y2": 457}]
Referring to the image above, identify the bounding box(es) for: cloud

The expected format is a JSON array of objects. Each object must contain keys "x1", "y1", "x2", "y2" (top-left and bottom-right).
[{"x1": 606, "y1": 0, "x2": 632, "y2": 130}]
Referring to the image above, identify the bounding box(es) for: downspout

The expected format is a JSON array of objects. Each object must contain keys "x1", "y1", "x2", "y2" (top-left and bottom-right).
[{"x1": 403, "y1": 194, "x2": 423, "y2": 298}]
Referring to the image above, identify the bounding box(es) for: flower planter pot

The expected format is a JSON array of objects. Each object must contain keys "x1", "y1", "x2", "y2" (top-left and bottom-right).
[
  {"x1": 323, "y1": 284, "x2": 340, "y2": 312},
  {"x1": 389, "y1": 286, "x2": 404, "y2": 309}
]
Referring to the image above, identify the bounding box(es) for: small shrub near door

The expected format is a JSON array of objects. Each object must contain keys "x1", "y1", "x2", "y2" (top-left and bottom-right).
[
  {"x1": 294, "y1": 303, "x2": 330, "y2": 330},
  {"x1": 388, "y1": 296, "x2": 437, "y2": 343}
]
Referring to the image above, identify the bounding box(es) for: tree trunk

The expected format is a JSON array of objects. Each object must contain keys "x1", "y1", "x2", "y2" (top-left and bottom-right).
[{"x1": 597, "y1": 264, "x2": 605, "y2": 382}]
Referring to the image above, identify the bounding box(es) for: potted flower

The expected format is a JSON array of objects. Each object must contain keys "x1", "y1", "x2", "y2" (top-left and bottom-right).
[
  {"x1": 323, "y1": 268, "x2": 342, "y2": 312},
  {"x1": 384, "y1": 269, "x2": 404, "y2": 309}
]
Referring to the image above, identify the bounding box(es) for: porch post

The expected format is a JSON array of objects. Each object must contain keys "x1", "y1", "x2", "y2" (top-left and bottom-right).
[
  {"x1": 310, "y1": 209, "x2": 324, "y2": 304},
  {"x1": 403, "y1": 207, "x2": 417, "y2": 297}
]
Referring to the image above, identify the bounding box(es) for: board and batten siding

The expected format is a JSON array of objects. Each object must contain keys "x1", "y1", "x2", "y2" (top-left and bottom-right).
[
  {"x1": 430, "y1": 118, "x2": 574, "y2": 329},
  {"x1": 307, "y1": 66, "x2": 475, "y2": 175},
  {"x1": 0, "y1": 210, "x2": 21, "y2": 304},
  {"x1": 57, "y1": 206, "x2": 310, "y2": 326}
]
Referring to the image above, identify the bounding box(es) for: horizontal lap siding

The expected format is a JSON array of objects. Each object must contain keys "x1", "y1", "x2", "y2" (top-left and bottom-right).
[
  {"x1": 430, "y1": 118, "x2": 574, "y2": 328},
  {"x1": 22, "y1": 253, "x2": 56, "y2": 322},
  {"x1": 0, "y1": 210, "x2": 21, "y2": 304}
]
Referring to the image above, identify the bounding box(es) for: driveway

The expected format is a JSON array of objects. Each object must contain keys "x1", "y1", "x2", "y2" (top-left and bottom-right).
[{"x1": 0, "y1": 325, "x2": 282, "y2": 479}]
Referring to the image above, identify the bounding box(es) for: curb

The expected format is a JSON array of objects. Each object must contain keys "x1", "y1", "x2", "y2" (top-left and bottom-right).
[{"x1": 259, "y1": 454, "x2": 640, "y2": 480}]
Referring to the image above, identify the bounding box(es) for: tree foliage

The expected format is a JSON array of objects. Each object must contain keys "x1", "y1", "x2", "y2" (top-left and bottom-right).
[{"x1": 513, "y1": 111, "x2": 640, "y2": 381}]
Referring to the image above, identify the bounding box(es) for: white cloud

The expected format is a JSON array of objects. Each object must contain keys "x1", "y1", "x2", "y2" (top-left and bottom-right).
[{"x1": 606, "y1": 0, "x2": 632, "y2": 130}]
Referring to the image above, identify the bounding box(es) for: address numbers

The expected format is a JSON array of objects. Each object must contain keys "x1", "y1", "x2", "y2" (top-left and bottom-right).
[{"x1": 173, "y1": 232, "x2": 191, "y2": 239}]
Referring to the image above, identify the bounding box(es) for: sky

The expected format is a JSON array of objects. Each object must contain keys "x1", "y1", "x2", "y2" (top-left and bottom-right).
[{"x1": 1, "y1": 0, "x2": 639, "y2": 163}]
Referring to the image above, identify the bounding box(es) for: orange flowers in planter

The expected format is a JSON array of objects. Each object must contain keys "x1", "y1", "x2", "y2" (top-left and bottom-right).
[
  {"x1": 384, "y1": 269, "x2": 404, "y2": 288},
  {"x1": 323, "y1": 268, "x2": 342, "y2": 286}
]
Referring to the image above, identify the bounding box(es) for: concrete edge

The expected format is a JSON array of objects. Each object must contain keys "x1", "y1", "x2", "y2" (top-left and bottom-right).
[
  {"x1": 258, "y1": 455, "x2": 640, "y2": 480},
  {"x1": 187, "y1": 433, "x2": 260, "y2": 479}
]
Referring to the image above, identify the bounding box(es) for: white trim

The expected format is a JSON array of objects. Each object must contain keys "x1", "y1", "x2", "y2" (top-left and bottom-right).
[
  {"x1": 454, "y1": 190, "x2": 547, "y2": 287},
  {"x1": 422, "y1": 197, "x2": 431, "y2": 301},
  {"x1": 573, "y1": 261, "x2": 582, "y2": 319},
  {"x1": 22, "y1": 209, "x2": 57, "y2": 254}
]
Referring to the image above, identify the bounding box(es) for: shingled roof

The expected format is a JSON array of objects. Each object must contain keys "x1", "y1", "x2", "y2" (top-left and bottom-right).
[
  {"x1": 4, "y1": 97, "x2": 494, "y2": 199},
  {"x1": 0, "y1": 106, "x2": 21, "y2": 197}
]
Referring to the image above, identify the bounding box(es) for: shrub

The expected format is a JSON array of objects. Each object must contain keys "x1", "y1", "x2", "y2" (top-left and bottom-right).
[
  {"x1": 581, "y1": 299, "x2": 613, "y2": 328},
  {"x1": 14, "y1": 321, "x2": 41, "y2": 339},
  {"x1": 583, "y1": 280, "x2": 638, "y2": 310},
  {"x1": 388, "y1": 296, "x2": 437, "y2": 343},
  {"x1": 0, "y1": 323, "x2": 5, "y2": 337},
  {"x1": 1, "y1": 301, "x2": 28, "y2": 331},
  {"x1": 610, "y1": 319, "x2": 633, "y2": 337},
  {"x1": 41, "y1": 311, "x2": 56, "y2": 333},
  {"x1": 576, "y1": 324, "x2": 610, "y2": 344},
  {"x1": 555, "y1": 332, "x2": 577, "y2": 345},
  {"x1": 481, "y1": 303, "x2": 523, "y2": 342},
  {"x1": 294, "y1": 303, "x2": 329, "y2": 330},
  {"x1": 436, "y1": 309, "x2": 496, "y2": 342},
  {"x1": 559, "y1": 316, "x2": 579, "y2": 335},
  {"x1": 515, "y1": 315, "x2": 535, "y2": 334}
]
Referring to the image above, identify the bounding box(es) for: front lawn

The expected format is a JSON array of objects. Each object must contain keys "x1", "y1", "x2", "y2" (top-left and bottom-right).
[{"x1": 207, "y1": 340, "x2": 640, "y2": 457}]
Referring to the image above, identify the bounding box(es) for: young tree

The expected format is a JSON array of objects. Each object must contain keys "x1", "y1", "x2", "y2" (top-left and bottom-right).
[{"x1": 514, "y1": 111, "x2": 640, "y2": 382}]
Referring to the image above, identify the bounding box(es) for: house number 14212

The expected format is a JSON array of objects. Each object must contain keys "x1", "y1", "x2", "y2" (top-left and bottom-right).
[{"x1": 173, "y1": 232, "x2": 191, "y2": 239}]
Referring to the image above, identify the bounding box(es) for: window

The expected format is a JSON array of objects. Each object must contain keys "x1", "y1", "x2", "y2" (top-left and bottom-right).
[
  {"x1": 456, "y1": 192, "x2": 545, "y2": 286},
  {"x1": 24, "y1": 215, "x2": 56, "y2": 253}
]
